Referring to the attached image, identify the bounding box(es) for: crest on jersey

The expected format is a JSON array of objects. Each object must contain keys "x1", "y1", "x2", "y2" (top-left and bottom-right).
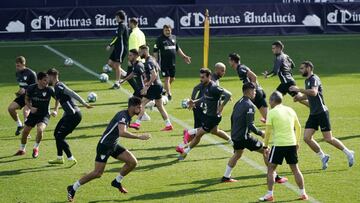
[
  {"x1": 23, "y1": 76, "x2": 27, "y2": 80},
  {"x1": 172, "y1": 39, "x2": 175, "y2": 43},
  {"x1": 100, "y1": 155, "x2": 106, "y2": 160},
  {"x1": 42, "y1": 92, "x2": 47, "y2": 97}
]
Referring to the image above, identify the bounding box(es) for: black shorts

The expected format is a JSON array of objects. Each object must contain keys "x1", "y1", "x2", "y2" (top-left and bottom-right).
[
  {"x1": 109, "y1": 47, "x2": 127, "y2": 63},
  {"x1": 95, "y1": 143, "x2": 126, "y2": 163},
  {"x1": 146, "y1": 85, "x2": 163, "y2": 100},
  {"x1": 54, "y1": 111, "x2": 82, "y2": 137},
  {"x1": 201, "y1": 115, "x2": 222, "y2": 133},
  {"x1": 233, "y1": 135, "x2": 263, "y2": 151},
  {"x1": 252, "y1": 88, "x2": 268, "y2": 109},
  {"x1": 25, "y1": 113, "x2": 50, "y2": 127},
  {"x1": 161, "y1": 66, "x2": 176, "y2": 78},
  {"x1": 193, "y1": 107, "x2": 204, "y2": 128},
  {"x1": 305, "y1": 111, "x2": 331, "y2": 132},
  {"x1": 276, "y1": 81, "x2": 297, "y2": 97},
  {"x1": 13, "y1": 94, "x2": 26, "y2": 108},
  {"x1": 133, "y1": 90, "x2": 143, "y2": 99},
  {"x1": 268, "y1": 146, "x2": 298, "y2": 165}
]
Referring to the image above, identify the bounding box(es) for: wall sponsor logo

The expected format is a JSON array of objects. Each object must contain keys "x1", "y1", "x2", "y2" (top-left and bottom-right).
[
  {"x1": 5, "y1": 20, "x2": 25, "y2": 32},
  {"x1": 327, "y1": 9, "x2": 360, "y2": 24}
]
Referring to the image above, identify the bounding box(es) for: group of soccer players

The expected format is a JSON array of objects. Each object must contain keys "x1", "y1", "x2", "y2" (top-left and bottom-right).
[{"x1": 7, "y1": 9, "x2": 355, "y2": 202}]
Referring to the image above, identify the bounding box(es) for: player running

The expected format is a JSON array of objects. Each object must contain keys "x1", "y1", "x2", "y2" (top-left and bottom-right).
[
  {"x1": 221, "y1": 83, "x2": 287, "y2": 185},
  {"x1": 289, "y1": 61, "x2": 355, "y2": 170},
  {"x1": 47, "y1": 68, "x2": 93, "y2": 166},
  {"x1": 129, "y1": 45, "x2": 173, "y2": 131},
  {"x1": 8, "y1": 56, "x2": 36, "y2": 136},
  {"x1": 176, "y1": 68, "x2": 232, "y2": 160},
  {"x1": 67, "y1": 97, "x2": 150, "y2": 202},
  {"x1": 14, "y1": 72, "x2": 58, "y2": 158}
]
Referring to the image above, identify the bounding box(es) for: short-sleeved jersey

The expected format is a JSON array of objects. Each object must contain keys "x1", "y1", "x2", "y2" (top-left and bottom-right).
[
  {"x1": 266, "y1": 104, "x2": 298, "y2": 146},
  {"x1": 131, "y1": 61, "x2": 145, "y2": 91},
  {"x1": 153, "y1": 34, "x2": 179, "y2": 68},
  {"x1": 272, "y1": 52, "x2": 295, "y2": 84},
  {"x1": 211, "y1": 73, "x2": 220, "y2": 86},
  {"x1": 202, "y1": 81, "x2": 224, "y2": 116},
  {"x1": 231, "y1": 97, "x2": 256, "y2": 141},
  {"x1": 236, "y1": 64, "x2": 252, "y2": 84},
  {"x1": 144, "y1": 56, "x2": 162, "y2": 86},
  {"x1": 128, "y1": 27, "x2": 146, "y2": 51},
  {"x1": 111, "y1": 22, "x2": 129, "y2": 51},
  {"x1": 54, "y1": 82, "x2": 80, "y2": 115},
  {"x1": 16, "y1": 68, "x2": 36, "y2": 90},
  {"x1": 305, "y1": 74, "x2": 328, "y2": 115},
  {"x1": 26, "y1": 84, "x2": 55, "y2": 116},
  {"x1": 99, "y1": 110, "x2": 131, "y2": 146}
]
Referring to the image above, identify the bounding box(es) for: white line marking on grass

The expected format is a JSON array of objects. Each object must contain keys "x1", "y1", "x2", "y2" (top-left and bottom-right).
[{"x1": 43, "y1": 45, "x2": 320, "y2": 203}]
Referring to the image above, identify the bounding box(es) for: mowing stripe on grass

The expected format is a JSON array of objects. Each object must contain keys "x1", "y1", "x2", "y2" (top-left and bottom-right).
[{"x1": 43, "y1": 44, "x2": 320, "y2": 203}]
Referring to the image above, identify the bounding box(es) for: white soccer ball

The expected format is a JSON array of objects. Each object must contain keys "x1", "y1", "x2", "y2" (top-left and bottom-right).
[
  {"x1": 162, "y1": 95, "x2": 168, "y2": 105},
  {"x1": 87, "y1": 92, "x2": 97, "y2": 103},
  {"x1": 64, "y1": 58, "x2": 74, "y2": 66},
  {"x1": 181, "y1": 98, "x2": 190, "y2": 109},
  {"x1": 102, "y1": 64, "x2": 112, "y2": 73},
  {"x1": 99, "y1": 73, "x2": 109, "y2": 83}
]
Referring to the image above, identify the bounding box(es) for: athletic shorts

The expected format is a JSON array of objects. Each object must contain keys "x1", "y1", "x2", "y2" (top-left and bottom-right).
[
  {"x1": 201, "y1": 115, "x2": 222, "y2": 133},
  {"x1": 161, "y1": 66, "x2": 176, "y2": 78},
  {"x1": 252, "y1": 88, "x2": 268, "y2": 109},
  {"x1": 276, "y1": 81, "x2": 297, "y2": 97},
  {"x1": 95, "y1": 143, "x2": 126, "y2": 163},
  {"x1": 193, "y1": 108, "x2": 204, "y2": 128},
  {"x1": 233, "y1": 135, "x2": 263, "y2": 151},
  {"x1": 14, "y1": 94, "x2": 26, "y2": 108},
  {"x1": 305, "y1": 111, "x2": 331, "y2": 132},
  {"x1": 268, "y1": 145, "x2": 298, "y2": 165},
  {"x1": 54, "y1": 111, "x2": 82, "y2": 137},
  {"x1": 109, "y1": 47, "x2": 127, "y2": 63},
  {"x1": 133, "y1": 89, "x2": 143, "y2": 99},
  {"x1": 145, "y1": 85, "x2": 163, "y2": 100},
  {"x1": 25, "y1": 113, "x2": 50, "y2": 127}
]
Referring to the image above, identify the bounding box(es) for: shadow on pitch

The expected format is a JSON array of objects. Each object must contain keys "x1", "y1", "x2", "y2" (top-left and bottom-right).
[
  {"x1": 0, "y1": 164, "x2": 64, "y2": 177},
  {"x1": 316, "y1": 134, "x2": 360, "y2": 143},
  {"x1": 130, "y1": 143, "x2": 219, "y2": 152}
]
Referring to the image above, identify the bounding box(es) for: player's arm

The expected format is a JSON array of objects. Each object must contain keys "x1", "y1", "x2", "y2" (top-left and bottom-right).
[
  {"x1": 263, "y1": 125, "x2": 272, "y2": 147},
  {"x1": 108, "y1": 37, "x2": 118, "y2": 47},
  {"x1": 153, "y1": 38, "x2": 160, "y2": 62},
  {"x1": 191, "y1": 83, "x2": 202, "y2": 100},
  {"x1": 290, "y1": 85, "x2": 318, "y2": 97},
  {"x1": 118, "y1": 123, "x2": 151, "y2": 140},
  {"x1": 63, "y1": 84, "x2": 92, "y2": 108},
  {"x1": 263, "y1": 58, "x2": 280, "y2": 78},
  {"x1": 128, "y1": 33, "x2": 136, "y2": 51},
  {"x1": 246, "y1": 109, "x2": 264, "y2": 137},
  {"x1": 246, "y1": 69, "x2": 258, "y2": 83},
  {"x1": 177, "y1": 47, "x2": 191, "y2": 64},
  {"x1": 120, "y1": 71, "x2": 134, "y2": 84},
  {"x1": 294, "y1": 114, "x2": 301, "y2": 147},
  {"x1": 218, "y1": 88, "x2": 232, "y2": 108}
]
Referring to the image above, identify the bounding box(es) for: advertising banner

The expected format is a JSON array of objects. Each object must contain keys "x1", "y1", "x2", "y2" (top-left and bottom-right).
[{"x1": 325, "y1": 3, "x2": 360, "y2": 33}]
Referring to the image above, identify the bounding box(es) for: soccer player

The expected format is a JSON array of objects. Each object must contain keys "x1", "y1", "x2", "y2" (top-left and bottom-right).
[
  {"x1": 153, "y1": 24, "x2": 191, "y2": 101},
  {"x1": 106, "y1": 10, "x2": 129, "y2": 89},
  {"x1": 14, "y1": 72, "x2": 58, "y2": 158},
  {"x1": 8, "y1": 56, "x2": 36, "y2": 136},
  {"x1": 259, "y1": 91, "x2": 308, "y2": 202},
  {"x1": 66, "y1": 97, "x2": 151, "y2": 202},
  {"x1": 262, "y1": 41, "x2": 307, "y2": 106},
  {"x1": 176, "y1": 68, "x2": 232, "y2": 160},
  {"x1": 129, "y1": 45, "x2": 173, "y2": 131},
  {"x1": 120, "y1": 49, "x2": 146, "y2": 98},
  {"x1": 221, "y1": 83, "x2": 287, "y2": 185},
  {"x1": 289, "y1": 61, "x2": 355, "y2": 169},
  {"x1": 228, "y1": 53, "x2": 268, "y2": 122},
  {"x1": 47, "y1": 68, "x2": 93, "y2": 166}
]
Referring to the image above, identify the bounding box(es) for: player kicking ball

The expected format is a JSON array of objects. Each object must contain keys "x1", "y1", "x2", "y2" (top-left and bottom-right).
[{"x1": 67, "y1": 97, "x2": 150, "y2": 202}]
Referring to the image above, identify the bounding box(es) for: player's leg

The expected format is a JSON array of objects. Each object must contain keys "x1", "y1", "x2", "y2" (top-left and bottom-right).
[
  {"x1": 259, "y1": 163, "x2": 277, "y2": 202},
  {"x1": 322, "y1": 131, "x2": 354, "y2": 167},
  {"x1": 8, "y1": 101, "x2": 23, "y2": 135},
  {"x1": 130, "y1": 97, "x2": 150, "y2": 129},
  {"x1": 155, "y1": 97, "x2": 173, "y2": 131},
  {"x1": 32, "y1": 122, "x2": 46, "y2": 158},
  {"x1": 254, "y1": 88, "x2": 268, "y2": 122},
  {"x1": 221, "y1": 149, "x2": 243, "y2": 182},
  {"x1": 289, "y1": 164, "x2": 308, "y2": 200},
  {"x1": 304, "y1": 128, "x2": 330, "y2": 169},
  {"x1": 210, "y1": 126, "x2": 232, "y2": 145},
  {"x1": 177, "y1": 128, "x2": 206, "y2": 160},
  {"x1": 22, "y1": 105, "x2": 30, "y2": 122},
  {"x1": 111, "y1": 146, "x2": 136, "y2": 193},
  {"x1": 15, "y1": 125, "x2": 32, "y2": 155},
  {"x1": 167, "y1": 68, "x2": 176, "y2": 100},
  {"x1": 164, "y1": 76, "x2": 171, "y2": 99}
]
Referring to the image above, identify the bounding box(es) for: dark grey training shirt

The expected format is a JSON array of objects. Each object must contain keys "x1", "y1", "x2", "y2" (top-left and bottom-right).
[
  {"x1": 26, "y1": 84, "x2": 55, "y2": 116},
  {"x1": 271, "y1": 52, "x2": 295, "y2": 84},
  {"x1": 54, "y1": 81, "x2": 87, "y2": 115},
  {"x1": 16, "y1": 68, "x2": 36, "y2": 90},
  {"x1": 99, "y1": 110, "x2": 131, "y2": 146},
  {"x1": 305, "y1": 74, "x2": 328, "y2": 115},
  {"x1": 201, "y1": 81, "x2": 231, "y2": 116}
]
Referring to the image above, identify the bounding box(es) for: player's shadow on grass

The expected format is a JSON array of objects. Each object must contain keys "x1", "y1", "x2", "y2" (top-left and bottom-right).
[
  {"x1": 88, "y1": 101, "x2": 127, "y2": 107},
  {"x1": 0, "y1": 165, "x2": 64, "y2": 177},
  {"x1": 42, "y1": 134, "x2": 101, "y2": 141},
  {"x1": 130, "y1": 143, "x2": 217, "y2": 152},
  {"x1": 44, "y1": 123, "x2": 108, "y2": 132},
  {"x1": 280, "y1": 168, "x2": 347, "y2": 176},
  {"x1": 0, "y1": 156, "x2": 33, "y2": 164},
  {"x1": 316, "y1": 134, "x2": 360, "y2": 142}
]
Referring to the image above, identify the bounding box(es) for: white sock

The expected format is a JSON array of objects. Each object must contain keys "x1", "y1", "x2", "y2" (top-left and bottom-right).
[
  {"x1": 20, "y1": 144, "x2": 26, "y2": 151},
  {"x1": 68, "y1": 156, "x2": 75, "y2": 160},
  {"x1": 267, "y1": 190, "x2": 273, "y2": 196},
  {"x1": 300, "y1": 188, "x2": 306, "y2": 195},
  {"x1": 224, "y1": 165, "x2": 233, "y2": 178},
  {"x1": 16, "y1": 120, "x2": 23, "y2": 127},
  {"x1": 33, "y1": 142, "x2": 40, "y2": 148},
  {"x1": 165, "y1": 119, "x2": 171, "y2": 126},
  {"x1": 184, "y1": 147, "x2": 191, "y2": 154},
  {"x1": 115, "y1": 80, "x2": 120, "y2": 85},
  {"x1": 178, "y1": 143, "x2": 186, "y2": 148},
  {"x1": 317, "y1": 151, "x2": 325, "y2": 159},
  {"x1": 228, "y1": 139, "x2": 234, "y2": 146},
  {"x1": 57, "y1": 156, "x2": 63, "y2": 160},
  {"x1": 135, "y1": 119, "x2": 141, "y2": 125},
  {"x1": 188, "y1": 128, "x2": 197, "y2": 135},
  {"x1": 115, "y1": 175, "x2": 124, "y2": 183},
  {"x1": 343, "y1": 148, "x2": 353, "y2": 157},
  {"x1": 73, "y1": 181, "x2": 81, "y2": 191}
]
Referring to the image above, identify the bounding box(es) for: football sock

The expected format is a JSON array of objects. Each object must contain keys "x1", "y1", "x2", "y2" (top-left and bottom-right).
[
  {"x1": 68, "y1": 156, "x2": 75, "y2": 160},
  {"x1": 317, "y1": 151, "x2": 325, "y2": 159},
  {"x1": 20, "y1": 144, "x2": 26, "y2": 151},
  {"x1": 115, "y1": 175, "x2": 124, "y2": 183},
  {"x1": 165, "y1": 119, "x2": 171, "y2": 126},
  {"x1": 188, "y1": 129, "x2": 197, "y2": 135},
  {"x1": 57, "y1": 156, "x2": 63, "y2": 160},
  {"x1": 184, "y1": 147, "x2": 191, "y2": 154},
  {"x1": 300, "y1": 189, "x2": 306, "y2": 195},
  {"x1": 33, "y1": 142, "x2": 40, "y2": 148},
  {"x1": 73, "y1": 181, "x2": 81, "y2": 191},
  {"x1": 135, "y1": 119, "x2": 141, "y2": 125},
  {"x1": 16, "y1": 120, "x2": 23, "y2": 127},
  {"x1": 227, "y1": 139, "x2": 234, "y2": 146},
  {"x1": 224, "y1": 165, "x2": 233, "y2": 178},
  {"x1": 267, "y1": 190, "x2": 273, "y2": 196},
  {"x1": 343, "y1": 148, "x2": 353, "y2": 157}
]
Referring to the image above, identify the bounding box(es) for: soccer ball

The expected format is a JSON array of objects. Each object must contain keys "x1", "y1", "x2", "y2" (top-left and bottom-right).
[
  {"x1": 87, "y1": 92, "x2": 97, "y2": 103},
  {"x1": 102, "y1": 64, "x2": 112, "y2": 73},
  {"x1": 162, "y1": 95, "x2": 168, "y2": 105},
  {"x1": 99, "y1": 73, "x2": 109, "y2": 83},
  {"x1": 64, "y1": 58, "x2": 74, "y2": 66},
  {"x1": 181, "y1": 98, "x2": 190, "y2": 109}
]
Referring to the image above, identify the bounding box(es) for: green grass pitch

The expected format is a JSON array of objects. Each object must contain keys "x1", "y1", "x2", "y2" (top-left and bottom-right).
[{"x1": 0, "y1": 34, "x2": 359, "y2": 202}]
